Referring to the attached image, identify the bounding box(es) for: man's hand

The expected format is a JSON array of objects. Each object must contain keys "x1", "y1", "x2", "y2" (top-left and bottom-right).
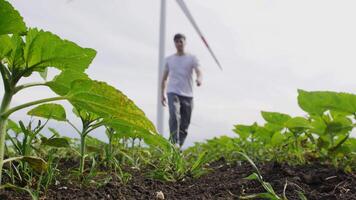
[
  {"x1": 196, "y1": 79, "x2": 202, "y2": 87},
  {"x1": 194, "y1": 67, "x2": 202, "y2": 87},
  {"x1": 161, "y1": 95, "x2": 167, "y2": 106}
]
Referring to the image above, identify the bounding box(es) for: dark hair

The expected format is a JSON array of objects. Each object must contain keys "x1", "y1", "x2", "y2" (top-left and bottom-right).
[{"x1": 174, "y1": 33, "x2": 186, "y2": 41}]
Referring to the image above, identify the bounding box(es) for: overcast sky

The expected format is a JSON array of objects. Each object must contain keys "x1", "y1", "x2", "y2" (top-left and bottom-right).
[{"x1": 3, "y1": 0, "x2": 356, "y2": 147}]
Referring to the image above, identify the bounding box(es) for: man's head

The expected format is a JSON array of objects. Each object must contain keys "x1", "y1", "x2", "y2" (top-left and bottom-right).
[{"x1": 174, "y1": 33, "x2": 186, "y2": 53}]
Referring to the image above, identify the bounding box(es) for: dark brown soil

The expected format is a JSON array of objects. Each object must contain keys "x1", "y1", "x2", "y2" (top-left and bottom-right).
[{"x1": 0, "y1": 158, "x2": 355, "y2": 200}]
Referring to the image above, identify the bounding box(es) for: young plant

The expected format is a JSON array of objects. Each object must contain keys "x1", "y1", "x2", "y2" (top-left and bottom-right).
[
  {"x1": 238, "y1": 152, "x2": 307, "y2": 200},
  {"x1": 1, "y1": 1, "x2": 156, "y2": 185},
  {"x1": 70, "y1": 109, "x2": 104, "y2": 174},
  {"x1": 149, "y1": 145, "x2": 210, "y2": 182},
  {"x1": 0, "y1": 0, "x2": 96, "y2": 183},
  {"x1": 238, "y1": 152, "x2": 282, "y2": 200}
]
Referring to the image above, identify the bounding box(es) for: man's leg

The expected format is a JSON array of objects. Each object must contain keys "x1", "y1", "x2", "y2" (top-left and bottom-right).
[
  {"x1": 178, "y1": 96, "x2": 193, "y2": 147},
  {"x1": 167, "y1": 93, "x2": 181, "y2": 145}
]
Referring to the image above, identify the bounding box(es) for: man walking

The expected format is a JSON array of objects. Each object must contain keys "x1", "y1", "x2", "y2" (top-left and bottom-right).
[{"x1": 161, "y1": 33, "x2": 203, "y2": 148}]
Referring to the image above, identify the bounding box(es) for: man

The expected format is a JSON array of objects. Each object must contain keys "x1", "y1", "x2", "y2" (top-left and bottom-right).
[{"x1": 161, "y1": 33, "x2": 203, "y2": 148}]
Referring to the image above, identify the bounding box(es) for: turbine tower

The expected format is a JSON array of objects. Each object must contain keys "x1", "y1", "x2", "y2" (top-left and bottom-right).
[{"x1": 156, "y1": 0, "x2": 222, "y2": 135}]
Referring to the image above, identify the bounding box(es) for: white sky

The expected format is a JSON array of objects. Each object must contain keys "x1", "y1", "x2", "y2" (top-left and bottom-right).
[{"x1": 2, "y1": 0, "x2": 356, "y2": 147}]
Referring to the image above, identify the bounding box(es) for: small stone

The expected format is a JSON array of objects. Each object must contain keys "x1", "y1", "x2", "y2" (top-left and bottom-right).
[{"x1": 156, "y1": 191, "x2": 165, "y2": 199}]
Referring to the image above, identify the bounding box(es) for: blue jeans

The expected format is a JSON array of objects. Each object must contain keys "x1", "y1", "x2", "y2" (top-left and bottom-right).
[{"x1": 167, "y1": 93, "x2": 193, "y2": 146}]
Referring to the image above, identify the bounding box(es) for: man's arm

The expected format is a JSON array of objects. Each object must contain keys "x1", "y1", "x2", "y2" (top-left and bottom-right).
[
  {"x1": 195, "y1": 67, "x2": 202, "y2": 87},
  {"x1": 161, "y1": 67, "x2": 169, "y2": 106}
]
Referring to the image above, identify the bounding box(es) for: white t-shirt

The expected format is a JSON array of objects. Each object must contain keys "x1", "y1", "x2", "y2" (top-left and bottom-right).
[{"x1": 165, "y1": 53, "x2": 200, "y2": 97}]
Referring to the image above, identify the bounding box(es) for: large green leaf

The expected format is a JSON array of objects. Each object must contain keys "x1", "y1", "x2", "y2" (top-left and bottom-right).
[
  {"x1": 65, "y1": 80, "x2": 156, "y2": 134},
  {"x1": 0, "y1": 0, "x2": 26, "y2": 35},
  {"x1": 261, "y1": 111, "x2": 291, "y2": 125},
  {"x1": 27, "y1": 103, "x2": 67, "y2": 121},
  {"x1": 47, "y1": 70, "x2": 89, "y2": 96},
  {"x1": 24, "y1": 28, "x2": 96, "y2": 72},
  {"x1": 298, "y1": 89, "x2": 356, "y2": 115}
]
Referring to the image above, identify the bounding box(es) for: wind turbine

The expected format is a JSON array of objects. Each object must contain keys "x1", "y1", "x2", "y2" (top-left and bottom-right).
[{"x1": 156, "y1": 0, "x2": 222, "y2": 135}]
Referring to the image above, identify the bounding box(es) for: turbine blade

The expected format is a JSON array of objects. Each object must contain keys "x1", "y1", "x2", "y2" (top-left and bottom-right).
[{"x1": 176, "y1": 0, "x2": 223, "y2": 70}]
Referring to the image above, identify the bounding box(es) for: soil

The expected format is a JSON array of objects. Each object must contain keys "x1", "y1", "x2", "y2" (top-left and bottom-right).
[{"x1": 0, "y1": 158, "x2": 355, "y2": 200}]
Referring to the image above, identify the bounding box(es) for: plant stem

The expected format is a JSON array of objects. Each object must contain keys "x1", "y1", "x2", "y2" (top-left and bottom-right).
[
  {"x1": 107, "y1": 132, "x2": 113, "y2": 168},
  {"x1": 0, "y1": 90, "x2": 13, "y2": 184},
  {"x1": 0, "y1": 96, "x2": 66, "y2": 118},
  {"x1": 67, "y1": 120, "x2": 81, "y2": 135},
  {"x1": 79, "y1": 132, "x2": 86, "y2": 174},
  {"x1": 84, "y1": 120, "x2": 104, "y2": 136},
  {"x1": 79, "y1": 124, "x2": 90, "y2": 174},
  {"x1": 14, "y1": 82, "x2": 46, "y2": 94}
]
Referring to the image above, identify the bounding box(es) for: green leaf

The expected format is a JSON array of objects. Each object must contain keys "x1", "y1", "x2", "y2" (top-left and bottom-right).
[
  {"x1": 254, "y1": 126, "x2": 273, "y2": 143},
  {"x1": 344, "y1": 138, "x2": 356, "y2": 152},
  {"x1": 240, "y1": 193, "x2": 279, "y2": 200},
  {"x1": 7, "y1": 34, "x2": 25, "y2": 70},
  {"x1": 326, "y1": 115, "x2": 353, "y2": 135},
  {"x1": 41, "y1": 137, "x2": 70, "y2": 148},
  {"x1": 244, "y1": 172, "x2": 259, "y2": 180},
  {"x1": 48, "y1": 127, "x2": 60, "y2": 137},
  {"x1": 297, "y1": 191, "x2": 308, "y2": 200},
  {"x1": 0, "y1": 0, "x2": 27, "y2": 35},
  {"x1": 47, "y1": 70, "x2": 89, "y2": 96},
  {"x1": 27, "y1": 103, "x2": 66, "y2": 121},
  {"x1": 298, "y1": 89, "x2": 356, "y2": 115},
  {"x1": 24, "y1": 28, "x2": 96, "y2": 72},
  {"x1": 317, "y1": 137, "x2": 330, "y2": 149},
  {"x1": 0, "y1": 34, "x2": 26, "y2": 70},
  {"x1": 190, "y1": 151, "x2": 209, "y2": 175},
  {"x1": 6, "y1": 119, "x2": 21, "y2": 134},
  {"x1": 264, "y1": 123, "x2": 284, "y2": 132},
  {"x1": 0, "y1": 35, "x2": 12, "y2": 58},
  {"x1": 66, "y1": 80, "x2": 156, "y2": 134},
  {"x1": 262, "y1": 182, "x2": 278, "y2": 196},
  {"x1": 271, "y1": 131, "x2": 285, "y2": 146},
  {"x1": 261, "y1": 111, "x2": 291, "y2": 125},
  {"x1": 238, "y1": 152, "x2": 262, "y2": 176},
  {"x1": 310, "y1": 115, "x2": 327, "y2": 135},
  {"x1": 233, "y1": 123, "x2": 257, "y2": 140},
  {"x1": 72, "y1": 108, "x2": 99, "y2": 122},
  {"x1": 285, "y1": 117, "x2": 311, "y2": 130}
]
